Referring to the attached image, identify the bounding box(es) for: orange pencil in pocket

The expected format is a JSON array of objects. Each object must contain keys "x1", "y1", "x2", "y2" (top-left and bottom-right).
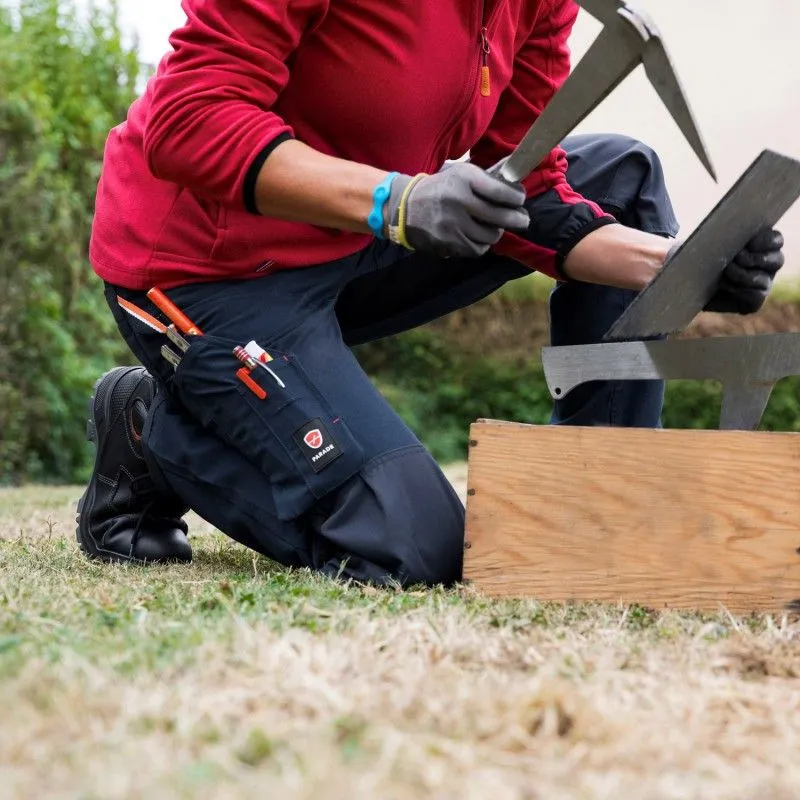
[{"x1": 236, "y1": 368, "x2": 267, "y2": 400}]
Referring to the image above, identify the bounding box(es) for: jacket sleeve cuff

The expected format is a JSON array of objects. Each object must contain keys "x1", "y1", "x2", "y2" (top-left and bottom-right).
[
  {"x1": 490, "y1": 185, "x2": 619, "y2": 280},
  {"x1": 243, "y1": 132, "x2": 295, "y2": 215},
  {"x1": 527, "y1": 186, "x2": 618, "y2": 281}
]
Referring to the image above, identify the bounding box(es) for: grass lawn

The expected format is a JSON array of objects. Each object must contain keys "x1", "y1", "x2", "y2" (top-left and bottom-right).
[{"x1": 1, "y1": 475, "x2": 800, "y2": 799}]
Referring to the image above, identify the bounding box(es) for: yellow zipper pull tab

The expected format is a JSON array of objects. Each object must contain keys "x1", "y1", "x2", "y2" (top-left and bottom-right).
[{"x1": 480, "y1": 27, "x2": 491, "y2": 97}]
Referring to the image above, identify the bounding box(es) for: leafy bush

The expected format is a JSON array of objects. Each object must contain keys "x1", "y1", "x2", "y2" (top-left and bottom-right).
[
  {"x1": 0, "y1": 0, "x2": 139, "y2": 483},
  {"x1": 355, "y1": 330, "x2": 800, "y2": 464}
]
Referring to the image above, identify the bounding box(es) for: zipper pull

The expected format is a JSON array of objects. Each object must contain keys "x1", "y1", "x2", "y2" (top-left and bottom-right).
[{"x1": 479, "y1": 27, "x2": 491, "y2": 97}]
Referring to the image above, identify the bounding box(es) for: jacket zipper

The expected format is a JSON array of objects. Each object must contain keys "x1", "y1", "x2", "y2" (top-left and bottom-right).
[
  {"x1": 479, "y1": 1, "x2": 492, "y2": 97},
  {"x1": 421, "y1": 1, "x2": 498, "y2": 171}
]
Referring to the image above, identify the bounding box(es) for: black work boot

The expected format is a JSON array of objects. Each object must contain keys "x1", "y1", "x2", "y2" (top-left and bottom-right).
[{"x1": 76, "y1": 367, "x2": 192, "y2": 564}]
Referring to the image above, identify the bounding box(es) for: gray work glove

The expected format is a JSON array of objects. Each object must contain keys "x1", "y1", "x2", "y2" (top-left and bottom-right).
[
  {"x1": 384, "y1": 163, "x2": 530, "y2": 258},
  {"x1": 703, "y1": 228, "x2": 785, "y2": 315}
]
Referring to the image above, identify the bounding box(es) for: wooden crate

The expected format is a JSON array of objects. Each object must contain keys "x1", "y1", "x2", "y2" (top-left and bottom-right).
[{"x1": 464, "y1": 421, "x2": 800, "y2": 614}]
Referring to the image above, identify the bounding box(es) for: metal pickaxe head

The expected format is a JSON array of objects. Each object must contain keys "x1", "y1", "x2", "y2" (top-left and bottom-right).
[
  {"x1": 497, "y1": 0, "x2": 717, "y2": 183},
  {"x1": 577, "y1": 0, "x2": 717, "y2": 181}
]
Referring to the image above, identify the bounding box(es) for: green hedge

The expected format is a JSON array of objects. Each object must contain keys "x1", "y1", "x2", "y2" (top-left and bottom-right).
[
  {"x1": 355, "y1": 329, "x2": 800, "y2": 464},
  {"x1": 0, "y1": 0, "x2": 138, "y2": 484}
]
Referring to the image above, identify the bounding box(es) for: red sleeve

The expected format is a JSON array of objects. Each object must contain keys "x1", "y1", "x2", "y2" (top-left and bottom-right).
[
  {"x1": 470, "y1": 0, "x2": 616, "y2": 279},
  {"x1": 142, "y1": 0, "x2": 330, "y2": 212}
]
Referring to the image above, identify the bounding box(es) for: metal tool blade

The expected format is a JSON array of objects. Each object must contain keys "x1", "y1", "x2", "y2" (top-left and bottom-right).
[
  {"x1": 605, "y1": 151, "x2": 800, "y2": 341},
  {"x1": 497, "y1": 0, "x2": 713, "y2": 183},
  {"x1": 542, "y1": 333, "x2": 800, "y2": 429},
  {"x1": 498, "y1": 24, "x2": 638, "y2": 183},
  {"x1": 166, "y1": 324, "x2": 191, "y2": 353},
  {"x1": 641, "y1": 30, "x2": 716, "y2": 180},
  {"x1": 574, "y1": 0, "x2": 625, "y2": 26},
  {"x1": 719, "y1": 383, "x2": 775, "y2": 431},
  {"x1": 160, "y1": 345, "x2": 182, "y2": 370}
]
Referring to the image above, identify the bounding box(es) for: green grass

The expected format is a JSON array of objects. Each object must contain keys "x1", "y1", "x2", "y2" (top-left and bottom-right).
[
  {"x1": 0, "y1": 533, "x2": 465, "y2": 679},
  {"x1": 2, "y1": 485, "x2": 800, "y2": 799},
  {"x1": 2, "y1": 499, "x2": 722, "y2": 681}
]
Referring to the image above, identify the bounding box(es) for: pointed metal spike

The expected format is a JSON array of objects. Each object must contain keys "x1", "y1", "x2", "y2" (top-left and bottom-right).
[
  {"x1": 643, "y1": 40, "x2": 718, "y2": 182},
  {"x1": 719, "y1": 383, "x2": 775, "y2": 430}
]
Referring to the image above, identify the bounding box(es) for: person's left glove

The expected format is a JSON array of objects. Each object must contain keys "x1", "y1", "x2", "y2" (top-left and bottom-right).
[{"x1": 703, "y1": 228, "x2": 785, "y2": 314}]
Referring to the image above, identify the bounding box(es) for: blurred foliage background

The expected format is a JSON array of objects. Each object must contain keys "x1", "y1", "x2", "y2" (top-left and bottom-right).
[
  {"x1": 0, "y1": 0, "x2": 137, "y2": 482},
  {"x1": 1, "y1": 0, "x2": 799, "y2": 485}
]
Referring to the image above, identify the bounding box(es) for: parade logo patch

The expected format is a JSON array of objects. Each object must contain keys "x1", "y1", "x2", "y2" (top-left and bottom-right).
[
  {"x1": 294, "y1": 418, "x2": 341, "y2": 473},
  {"x1": 303, "y1": 429, "x2": 323, "y2": 450}
]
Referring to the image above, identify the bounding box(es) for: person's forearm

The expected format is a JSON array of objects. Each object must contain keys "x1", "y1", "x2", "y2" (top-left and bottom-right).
[
  {"x1": 253, "y1": 139, "x2": 389, "y2": 233},
  {"x1": 562, "y1": 223, "x2": 673, "y2": 290}
]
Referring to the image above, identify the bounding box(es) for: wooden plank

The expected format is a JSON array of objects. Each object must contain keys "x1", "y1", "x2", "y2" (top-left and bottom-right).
[{"x1": 464, "y1": 421, "x2": 800, "y2": 613}]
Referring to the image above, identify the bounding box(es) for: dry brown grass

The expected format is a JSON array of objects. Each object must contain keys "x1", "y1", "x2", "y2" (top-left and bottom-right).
[{"x1": 2, "y1": 479, "x2": 800, "y2": 800}]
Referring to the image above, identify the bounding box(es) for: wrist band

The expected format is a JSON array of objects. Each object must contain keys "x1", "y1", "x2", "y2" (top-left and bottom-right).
[
  {"x1": 368, "y1": 172, "x2": 400, "y2": 239},
  {"x1": 390, "y1": 173, "x2": 428, "y2": 250}
]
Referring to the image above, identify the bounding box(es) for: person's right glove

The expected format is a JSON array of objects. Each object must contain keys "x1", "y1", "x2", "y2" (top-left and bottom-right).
[
  {"x1": 384, "y1": 163, "x2": 530, "y2": 258},
  {"x1": 703, "y1": 228, "x2": 785, "y2": 314}
]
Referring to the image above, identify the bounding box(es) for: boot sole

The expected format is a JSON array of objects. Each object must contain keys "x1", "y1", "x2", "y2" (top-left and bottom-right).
[{"x1": 76, "y1": 368, "x2": 161, "y2": 564}]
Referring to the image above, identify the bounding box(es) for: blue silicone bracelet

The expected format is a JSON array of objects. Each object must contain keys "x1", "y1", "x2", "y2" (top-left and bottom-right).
[{"x1": 368, "y1": 172, "x2": 400, "y2": 240}]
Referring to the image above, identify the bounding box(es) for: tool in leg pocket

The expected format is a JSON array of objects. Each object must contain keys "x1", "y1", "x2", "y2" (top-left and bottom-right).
[
  {"x1": 160, "y1": 345, "x2": 182, "y2": 370},
  {"x1": 232, "y1": 347, "x2": 268, "y2": 400},
  {"x1": 117, "y1": 297, "x2": 168, "y2": 333},
  {"x1": 117, "y1": 295, "x2": 197, "y2": 377},
  {"x1": 147, "y1": 287, "x2": 204, "y2": 336},
  {"x1": 147, "y1": 287, "x2": 266, "y2": 400},
  {"x1": 146, "y1": 287, "x2": 204, "y2": 372},
  {"x1": 166, "y1": 325, "x2": 191, "y2": 353},
  {"x1": 235, "y1": 366, "x2": 268, "y2": 400},
  {"x1": 147, "y1": 287, "x2": 288, "y2": 400},
  {"x1": 243, "y1": 341, "x2": 286, "y2": 389}
]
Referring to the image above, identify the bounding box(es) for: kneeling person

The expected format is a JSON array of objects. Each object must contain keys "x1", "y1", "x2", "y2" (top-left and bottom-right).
[{"x1": 78, "y1": 0, "x2": 785, "y2": 583}]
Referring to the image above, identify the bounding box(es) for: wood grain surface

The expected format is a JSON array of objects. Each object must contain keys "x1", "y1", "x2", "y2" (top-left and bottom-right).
[{"x1": 464, "y1": 421, "x2": 800, "y2": 613}]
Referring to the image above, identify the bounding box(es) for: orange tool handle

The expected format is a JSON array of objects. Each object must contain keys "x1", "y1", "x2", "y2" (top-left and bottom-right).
[
  {"x1": 237, "y1": 368, "x2": 268, "y2": 400},
  {"x1": 146, "y1": 288, "x2": 204, "y2": 336}
]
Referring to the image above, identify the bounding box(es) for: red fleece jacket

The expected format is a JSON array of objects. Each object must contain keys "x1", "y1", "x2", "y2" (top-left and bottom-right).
[{"x1": 90, "y1": 0, "x2": 608, "y2": 290}]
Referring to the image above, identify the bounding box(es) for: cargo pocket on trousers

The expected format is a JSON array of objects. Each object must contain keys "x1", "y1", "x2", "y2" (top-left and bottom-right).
[{"x1": 171, "y1": 334, "x2": 365, "y2": 521}]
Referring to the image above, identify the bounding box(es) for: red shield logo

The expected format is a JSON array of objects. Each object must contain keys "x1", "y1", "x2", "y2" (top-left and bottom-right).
[{"x1": 303, "y1": 429, "x2": 323, "y2": 450}]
